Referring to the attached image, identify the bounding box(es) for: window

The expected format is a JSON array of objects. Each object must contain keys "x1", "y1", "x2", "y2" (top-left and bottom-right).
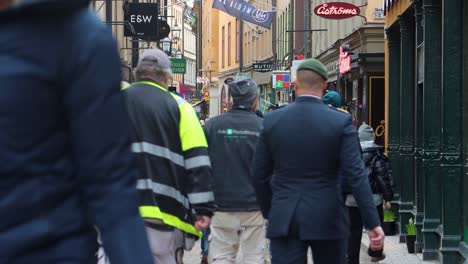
[
  {"x1": 228, "y1": 22, "x2": 231, "y2": 66},
  {"x1": 236, "y1": 19, "x2": 240, "y2": 62},
  {"x1": 222, "y1": 26, "x2": 225, "y2": 68}
]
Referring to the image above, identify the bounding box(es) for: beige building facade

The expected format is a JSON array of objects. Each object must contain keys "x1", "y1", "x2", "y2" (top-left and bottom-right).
[{"x1": 312, "y1": 0, "x2": 386, "y2": 144}]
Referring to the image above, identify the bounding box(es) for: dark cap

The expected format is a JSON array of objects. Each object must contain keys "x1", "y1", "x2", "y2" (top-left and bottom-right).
[
  {"x1": 228, "y1": 77, "x2": 259, "y2": 107},
  {"x1": 137, "y1": 49, "x2": 171, "y2": 70},
  {"x1": 297, "y1": 58, "x2": 328, "y2": 80},
  {"x1": 323, "y1": 91, "x2": 342, "y2": 108}
]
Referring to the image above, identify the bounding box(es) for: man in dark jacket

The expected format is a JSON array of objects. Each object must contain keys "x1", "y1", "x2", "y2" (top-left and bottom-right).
[
  {"x1": 346, "y1": 124, "x2": 394, "y2": 264},
  {"x1": 0, "y1": 0, "x2": 152, "y2": 263},
  {"x1": 204, "y1": 77, "x2": 265, "y2": 264},
  {"x1": 253, "y1": 59, "x2": 385, "y2": 264}
]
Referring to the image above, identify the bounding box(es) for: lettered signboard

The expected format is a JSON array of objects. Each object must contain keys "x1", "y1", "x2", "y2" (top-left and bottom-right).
[
  {"x1": 314, "y1": 2, "x2": 360, "y2": 20},
  {"x1": 124, "y1": 3, "x2": 160, "y2": 37}
]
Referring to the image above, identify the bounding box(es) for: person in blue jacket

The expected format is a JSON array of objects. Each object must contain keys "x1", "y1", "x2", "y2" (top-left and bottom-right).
[{"x1": 0, "y1": 1, "x2": 152, "y2": 263}]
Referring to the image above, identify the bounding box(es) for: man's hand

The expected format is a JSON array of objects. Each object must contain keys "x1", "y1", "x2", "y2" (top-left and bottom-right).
[
  {"x1": 385, "y1": 201, "x2": 392, "y2": 209},
  {"x1": 368, "y1": 226, "x2": 385, "y2": 251},
  {"x1": 194, "y1": 215, "x2": 211, "y2": 231}
]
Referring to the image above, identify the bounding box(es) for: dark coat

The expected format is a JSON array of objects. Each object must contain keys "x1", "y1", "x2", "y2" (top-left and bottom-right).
[
  {"x1": 362, "y1": 147, "x2": 395, "y2": 201},
  {"x1": 0, "y1": 1, "x2": 152, "y2": 263},
  {"x1": 253, "y1": 97, "x2": 380, "y2": 240},
  {"x1": 204, "y1": 108, "x2": 263, "y2": 211}
]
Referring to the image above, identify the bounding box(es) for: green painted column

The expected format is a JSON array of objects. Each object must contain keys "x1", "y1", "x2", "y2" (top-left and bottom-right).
[
  {"x1": 422, "y1": 0, "x2": 442, "y2": 260},
  {"x1": 464, "y1": 0, "x2": 468, "y2": 246},
  {"x1": 440, "y1": 0, "x2": 463, "y2": 262},
  {"x1": 385, "y1": 26, "x2": 401, "y2": 233},
  {"x1": 397, "y1": 13, "x2": 416, "y2": 243},
  {"x1": 413, "y1": 0, "x2": 425, "y2": 253}
]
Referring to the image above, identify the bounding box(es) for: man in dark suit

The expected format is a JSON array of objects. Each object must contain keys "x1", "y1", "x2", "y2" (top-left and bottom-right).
[{"x1": 253, "y1": 59, "x2": 385, "y2": 264}]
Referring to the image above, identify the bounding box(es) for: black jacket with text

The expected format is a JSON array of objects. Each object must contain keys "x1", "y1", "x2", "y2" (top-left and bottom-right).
[{"x1": 204, "y1": 108, "x2": 263, "y2": 211}]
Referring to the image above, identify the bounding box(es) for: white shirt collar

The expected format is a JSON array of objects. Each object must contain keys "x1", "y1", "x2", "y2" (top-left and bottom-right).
[{"x1": 298, "y1": 95, "x2": 322, "y2": 100}]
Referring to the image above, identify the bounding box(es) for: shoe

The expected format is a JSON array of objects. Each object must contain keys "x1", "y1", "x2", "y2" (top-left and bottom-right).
[
  {"x1": 371, "y1": 253, "x2": 386, "y2": 262},
  {"x1": 200, "y1": 256, "x2": 208, "y2": 264}
]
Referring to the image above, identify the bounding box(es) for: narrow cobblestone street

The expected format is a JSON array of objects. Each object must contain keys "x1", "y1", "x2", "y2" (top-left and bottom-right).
[{"x1": 183, "y1": 234, "x2": 441, "y2": 264}]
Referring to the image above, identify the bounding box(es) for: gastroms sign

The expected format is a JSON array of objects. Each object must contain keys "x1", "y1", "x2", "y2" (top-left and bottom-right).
[{"x1": 314, "y1": 2, "x2": 360, "y2": 20}]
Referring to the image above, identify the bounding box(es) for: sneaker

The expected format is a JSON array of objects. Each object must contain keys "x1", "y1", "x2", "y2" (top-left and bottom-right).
[
  {"x1": 371, "y1": 253, "x2": 386, "y2": 262},
  {"x1": 200, "y1": 256, "x2": 208, "y2": 264}
]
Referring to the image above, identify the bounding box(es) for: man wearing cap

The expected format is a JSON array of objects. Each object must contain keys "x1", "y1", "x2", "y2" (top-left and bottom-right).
[
  {"x1": 253, "y1": 59, "x2": 385, "y2": 264},
  {"x1": 204, "y1": 77, "x2": 265, "y2": 264},
  {"x1": 122, "y1": 49, "x2": 216, "y2": 264}
]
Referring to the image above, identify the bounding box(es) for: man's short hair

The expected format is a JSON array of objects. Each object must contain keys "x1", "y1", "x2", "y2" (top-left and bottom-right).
[{"x1": 296, "y1": 70, "x2": 325, "y2": 89}]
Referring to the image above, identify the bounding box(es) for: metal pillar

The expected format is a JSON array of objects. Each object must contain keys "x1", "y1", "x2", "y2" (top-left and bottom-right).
[
  {"x1": 439, "y1": 0, "x2": 463, "y2": 262},
  {"x1": 421, "y1": 0, "x2": 442, "y2": 260},
  {"x1": 385, "y1": 26, "x2": 401, "y2": 234},
  {"x1": 413, "y1": 0, "x2": 425, "y2": 253},
  {"x1": 398, "y1": 12, "x2": 416, "y2": 243},
  {"x1": 131, "y1": 0, "x2": 139, "y2": 69}
]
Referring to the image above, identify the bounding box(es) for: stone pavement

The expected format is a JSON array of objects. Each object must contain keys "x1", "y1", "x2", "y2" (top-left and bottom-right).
[
  {"x1": 361, "y1": 232, "x2": 440, "y2": 264},
  {"x1": 183, "y1": 233, "x2": 441, "y2": 264}
]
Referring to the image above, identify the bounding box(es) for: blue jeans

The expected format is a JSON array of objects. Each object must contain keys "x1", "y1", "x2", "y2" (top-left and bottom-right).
[{"x1": 201, "y1": 228, "x2": 210, "y2": 257}]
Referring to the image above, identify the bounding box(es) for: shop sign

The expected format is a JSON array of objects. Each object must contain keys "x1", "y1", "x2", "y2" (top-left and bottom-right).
[
  {"x1": 170, "y1": 58, "x2": 186, "y2": 74},
  {"x1": 374, "y1": 7, "x2": 384, "y2": 19},
  {"x1": 253, "y1": 63, "x2": 275, "y2": 72},
  {"x1": 124, "y1": 3, "x2": 160, "y2": 37},
  {"x1": 339, "y1": 46, "x2": 351, "y2": 74},
  {"x1": 272, "y1": 71, "x2": 290, "y2": 90},
  {"x1": 314, "y1": 2, "x2": 360, "y2": 20}
]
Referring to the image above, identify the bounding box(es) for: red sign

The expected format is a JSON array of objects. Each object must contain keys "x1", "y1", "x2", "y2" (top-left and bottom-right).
[
  {"x1": 295, "y1": 54, "x2": 305, "y2": 60},
  {"x1": 339, "y1": 46, "x2": 351, "y2": 74},
  {"x1": 314, "y1": 2, "x2": 360, "y2": 20}
]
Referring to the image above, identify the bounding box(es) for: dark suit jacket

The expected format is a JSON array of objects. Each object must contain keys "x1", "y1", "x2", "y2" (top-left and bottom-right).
[{"x1": 253, "y1": 96, "x2": 380, "y2": 240}]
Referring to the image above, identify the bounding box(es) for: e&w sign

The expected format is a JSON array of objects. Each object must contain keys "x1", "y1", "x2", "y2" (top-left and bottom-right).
[{"x1": 124, "y1": 3, "x2": 160, "y2": 37}]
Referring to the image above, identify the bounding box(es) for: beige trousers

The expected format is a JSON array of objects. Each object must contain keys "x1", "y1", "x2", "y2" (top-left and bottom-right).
[
  {"x1": 145, "y1": 227, "x2": 185, "y2": 264},
  {"x1": 209, "y1": 211, "x2": 266, "y2": 264}
]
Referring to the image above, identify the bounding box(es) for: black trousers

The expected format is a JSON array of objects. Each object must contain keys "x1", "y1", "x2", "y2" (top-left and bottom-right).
[
  {"x1": 347, "y1": 204, "x2": 384, "y2": 264},
  {"x1": 270, "y1": 237, "x2": 346, "y2": 264}
]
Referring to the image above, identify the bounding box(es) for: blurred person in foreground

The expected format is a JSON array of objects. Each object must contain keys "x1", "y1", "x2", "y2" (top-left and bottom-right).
[
  {"x1": 253, "y1": 58, "x2": 385, "y2": 264},
  {"x1": 0, "y1": 0, "x2": 152, "y2": 263},
  {"x1": 122, "y1": 49, "x2": 215, "y2": 264},
  {"x1": 204, "y1": 77, "x2": 265, "y2": 264}
]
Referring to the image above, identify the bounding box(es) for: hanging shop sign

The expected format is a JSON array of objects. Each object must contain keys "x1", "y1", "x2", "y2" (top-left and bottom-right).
[
  {"x1": 170, "y1": 58, "x2": 187, "y2": 74},
  {"x1": 272, "y1": 71, "x2": 290, "y2": 90},
  {"x1": 314, "y1": 2, "x2": 360, "y2": 20},
  {"x1": 339, "y1": 46, "x2": 351, "y2": 74},
  {"x1": 124, "y1": 3, "x2": 160, "y2": 37},
  {"x1": 212, "y1": 0, "x2": 275, "y2": 29},
  {"x1": 253, "y1": 63, "x2": 275, "y2": 72}
]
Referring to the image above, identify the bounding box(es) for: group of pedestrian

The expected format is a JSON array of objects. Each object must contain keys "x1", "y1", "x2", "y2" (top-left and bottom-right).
[{"x1": 1, "y1": 1, "x2": 393, "y2": 264}]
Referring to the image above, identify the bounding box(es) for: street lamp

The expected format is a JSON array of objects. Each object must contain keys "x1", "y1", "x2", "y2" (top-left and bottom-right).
[
  {"x1": 161, "y1": 37, "x2": 172, "y2": 56},
  {"x1": 174, "y1": 50, "x2": 183, "y2": 59},
  {"x1": 172, "y1": 21, "x2": 181, "y2": 42}
]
